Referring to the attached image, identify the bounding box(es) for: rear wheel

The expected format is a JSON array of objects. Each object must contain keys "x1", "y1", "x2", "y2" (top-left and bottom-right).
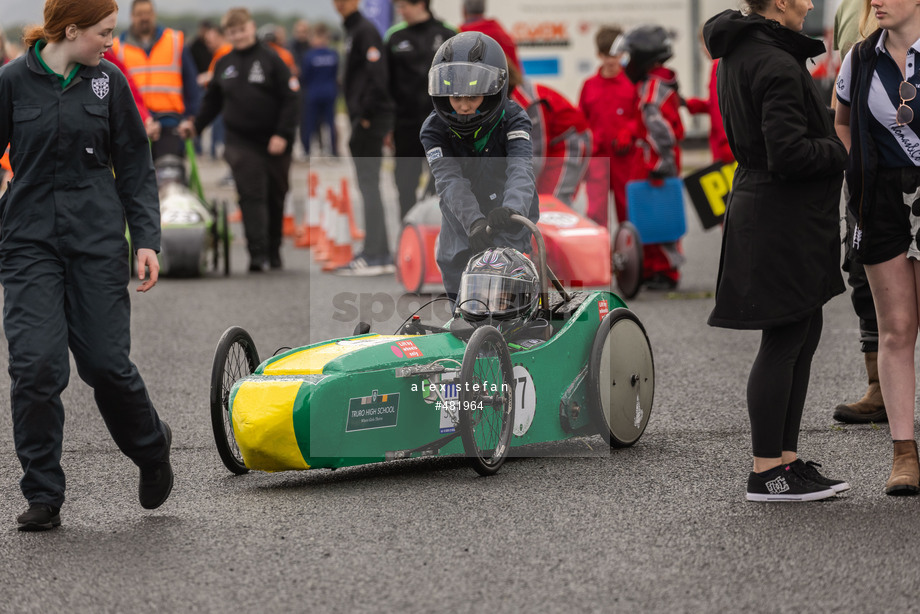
[
  {"x1": 209, "y1": 326, "x2": 261, "y2": 474},
  {"x1": 587, "y1": 308, "x2": 654, "y2": 447},
  {"x1": 459, "y1": 325, "x2": 515, "y2": 476},
  {"x1": 396, "y1": 224, "x2": 425, "y2": 294},
  {"x1": 612, "y1": 222, "x2": 643, "y2": 300}
]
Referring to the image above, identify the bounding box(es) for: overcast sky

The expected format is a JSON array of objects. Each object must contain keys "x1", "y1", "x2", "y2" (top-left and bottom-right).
[{"x1": 0, "y1": 0, "x2": 340, "y2": 28}]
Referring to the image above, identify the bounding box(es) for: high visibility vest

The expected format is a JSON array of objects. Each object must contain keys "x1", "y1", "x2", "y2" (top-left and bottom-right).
[
  {"x1": 208, "y1": 43, "x2": 231, "y2": 75},
  {"x1": 113, "y1": 29, "x2": 185, "y2": 115}
]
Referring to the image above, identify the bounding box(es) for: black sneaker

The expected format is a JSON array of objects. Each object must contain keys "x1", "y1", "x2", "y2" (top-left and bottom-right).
[
  {"x1": 139, "y1": 421, "x2": 173, "y2": 510},
  {"x1": 17, "y1": 503, "x2": 61, "y2": 532},
  {"x1": 746, "y1": 463, "x2": 836, "y2": 502},
  {"x1": 790, "y1": 459, "x2": 851, "y2": 493}
]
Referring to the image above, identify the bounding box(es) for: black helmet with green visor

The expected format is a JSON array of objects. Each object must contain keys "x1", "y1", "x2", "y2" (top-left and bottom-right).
[{"x1": 428, "y1": 32, "x2": 508, "y2": 139}]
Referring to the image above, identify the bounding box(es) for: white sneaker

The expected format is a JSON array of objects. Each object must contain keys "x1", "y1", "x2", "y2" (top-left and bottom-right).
[{"x1": 333, "y1": 254, "x2": 396, "y2": 276}]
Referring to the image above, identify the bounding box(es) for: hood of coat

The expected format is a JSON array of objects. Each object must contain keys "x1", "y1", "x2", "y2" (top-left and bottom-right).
[{"x1": 704, "y1": 9, "x2": 826, "y2": 61}]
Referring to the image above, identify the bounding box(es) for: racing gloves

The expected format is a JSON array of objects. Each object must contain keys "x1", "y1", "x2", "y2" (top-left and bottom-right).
[
  {"x1": 468, "y1": 218, "x2": 494, "y2": 253},
  {"x1": 486, "y1": 206, "x2": 515, "y2": 232}
]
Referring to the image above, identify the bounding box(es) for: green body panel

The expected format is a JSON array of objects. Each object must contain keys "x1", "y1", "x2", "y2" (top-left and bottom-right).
[{"x1": 232, "y1": 291, "x2": 627, "y2": 471}]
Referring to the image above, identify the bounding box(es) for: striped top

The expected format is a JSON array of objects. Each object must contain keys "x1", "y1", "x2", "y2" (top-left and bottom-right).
[{"x1": 837, "y1": 30, "x2": 920, "y2": 167}]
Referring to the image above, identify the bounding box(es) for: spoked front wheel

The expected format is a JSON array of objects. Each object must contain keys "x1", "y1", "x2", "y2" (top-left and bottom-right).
[
  {"x1": 458, "y1": 325, "x2": 515, "y2": 476},
  {"x1": 587, "y1": 308, "x2": 654, "y2": 447},
  {"x1": 209, "y1": 326, "x2": 261, "y2": 474}
]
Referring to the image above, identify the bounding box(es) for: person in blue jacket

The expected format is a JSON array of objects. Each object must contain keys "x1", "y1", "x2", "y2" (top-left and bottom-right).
[
  {"x1": 420, "y1": 31, "x2": 539, "y2": 299},
  {"x1": 0, "y1": 0, "x2": 173, "y2": 531},
  {"x1": 301, "y1": 22, "x2": 339, "y2": 158}
]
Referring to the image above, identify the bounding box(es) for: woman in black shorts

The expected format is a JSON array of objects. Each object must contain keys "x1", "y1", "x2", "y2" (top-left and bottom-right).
[{"x1": 835, "y1": 0, "x2": 920, "y2": 495}]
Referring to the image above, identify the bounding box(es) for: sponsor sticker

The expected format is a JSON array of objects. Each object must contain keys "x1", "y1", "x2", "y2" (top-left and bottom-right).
[
  {"x1": 391, "y1": 340, "x2": 423, "y2": 359},
  {"x1": 426, "y1": 147, "x2": 443, "y2": 164},
  {"x1": 507, "y1": 130, "x2": 531, "y2": 141},
  {"x1": 346, "y1": 390, "x2": 399, "y2": 432},
  {"x1": 598, "y1": 299, "x2": 609, "y2": 322}
]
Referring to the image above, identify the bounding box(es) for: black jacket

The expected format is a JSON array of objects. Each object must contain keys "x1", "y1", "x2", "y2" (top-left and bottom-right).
[
  {"x1": 385, "y1": 17, "x2": 455, "y2": 124},
  {"x1": 0, "y1": 49, "x2": 160, "y2": 252},
  {"x1": 195, "y1": 42, "x2": 300, "y2": 151},
  {"x1": 703, "y1": 10, "x2": 846, "y2": 329},
  {"x1": 343, "y1": 11, "x2": 394, "y2": 121}
]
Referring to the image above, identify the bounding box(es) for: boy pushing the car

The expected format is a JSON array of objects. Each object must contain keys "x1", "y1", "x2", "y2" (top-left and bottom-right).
[{"x1": 420, "y1": 31, "x2": 539, "y2": 299}]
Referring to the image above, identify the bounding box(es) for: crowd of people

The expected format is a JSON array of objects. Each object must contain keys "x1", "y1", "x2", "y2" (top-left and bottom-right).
[
  {"x1": 1, "y1": 0, "x2": 711, "y2": 283},
  {"x1": 4, "y1": 0, "x2": 920, "y2": 532}
]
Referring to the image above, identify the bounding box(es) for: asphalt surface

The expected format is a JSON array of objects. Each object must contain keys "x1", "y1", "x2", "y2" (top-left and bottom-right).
[{"x1": 1, "y1": 152, "x2": 919, "y2": 613}]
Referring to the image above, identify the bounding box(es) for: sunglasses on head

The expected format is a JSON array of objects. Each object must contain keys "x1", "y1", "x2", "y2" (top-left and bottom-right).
[{"x1": 897, "y1": 80, "x2": 916, "y2": 126}]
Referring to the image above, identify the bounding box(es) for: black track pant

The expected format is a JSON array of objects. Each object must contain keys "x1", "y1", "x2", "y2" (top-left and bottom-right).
[
  {"x1": 3, "y1": 241, "x2": 169, "y2": 508},
  {"x1": 224, "y1": 141, "x2": 291, "y2": 264},
  {"x1": 747, "y1": 309, "x2": 823, "y2": 458},
  {"x1": 349, "y1": 114, "x2": 394, "y2": 259},
  {"x1": 393, "y1": 119, "x2": 430, "y2": 220}
]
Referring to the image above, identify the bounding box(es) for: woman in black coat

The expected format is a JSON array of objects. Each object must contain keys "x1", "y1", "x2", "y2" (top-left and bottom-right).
[{"x1": 703, "y1": 0, "x2": 849, "y2": 501}]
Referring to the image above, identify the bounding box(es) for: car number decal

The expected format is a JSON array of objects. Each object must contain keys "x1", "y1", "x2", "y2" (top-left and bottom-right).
[
  {"x1": 438, "y1": 383, "x2": 459, "y2": 434},
  {"x1": 512, "y1": 365, "x2": 536, "y2": 437}
]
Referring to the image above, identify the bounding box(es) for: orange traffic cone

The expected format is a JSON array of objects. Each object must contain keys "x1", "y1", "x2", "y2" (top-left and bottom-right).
[
  {"x1": 283, "y1": 215, "x2": 297, "y2": 237},
  {"x1": 282, "y1": 192, "x2": 297, "y2": 237},
  {"x1": 295, "y1": 174, "x2": 323, "y2": 248},
  {"x1": 340, "y1": 178, "x2": 365, "y2": 241},
  {"x1": 322, "y1": 192, "x2": 354, "y2": 272},
  {"x1": 312, "y1": 188, "x2": 335, "y2": 263}
]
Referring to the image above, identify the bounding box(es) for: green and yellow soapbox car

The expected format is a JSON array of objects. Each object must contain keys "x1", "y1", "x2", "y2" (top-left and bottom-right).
[{"x1": 209, "y1": 216, "x2": 655, "y2": 477}]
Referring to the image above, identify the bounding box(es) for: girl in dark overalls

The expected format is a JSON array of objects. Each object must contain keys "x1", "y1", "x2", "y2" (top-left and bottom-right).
[{"x1": 0, "y1": 0, "x2": 172, "y2": 531}]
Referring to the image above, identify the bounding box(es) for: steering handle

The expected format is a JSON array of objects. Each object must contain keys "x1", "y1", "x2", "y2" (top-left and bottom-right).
[{"x1": 484, "y1": 213, "x2": 570, "y2": 310}]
